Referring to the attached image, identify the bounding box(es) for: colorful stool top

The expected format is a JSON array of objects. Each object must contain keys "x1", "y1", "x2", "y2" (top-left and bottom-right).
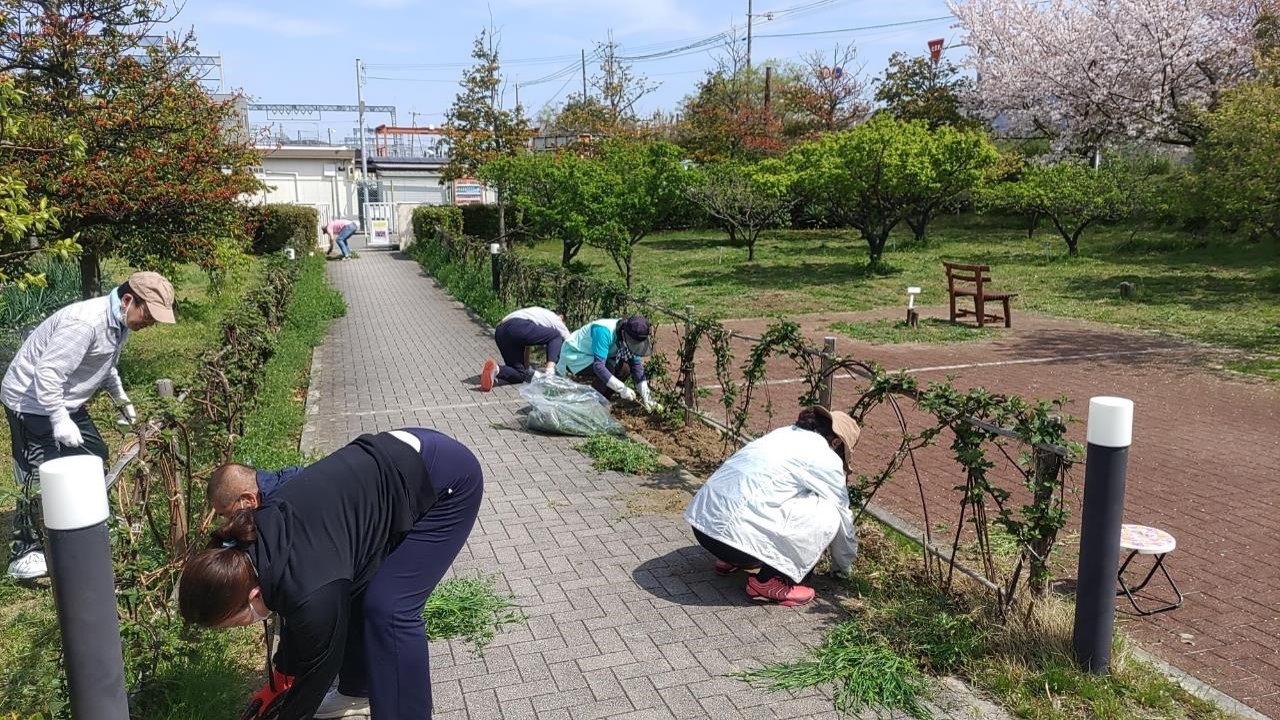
[{"x1": 1120, "y1": 524, "x2": 1177, "y2": 555}]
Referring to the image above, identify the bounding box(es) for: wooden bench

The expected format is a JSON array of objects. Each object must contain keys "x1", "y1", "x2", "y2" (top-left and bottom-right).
[{"x1": 944, "y1": 262, "x2": 1018, "y2": 328}]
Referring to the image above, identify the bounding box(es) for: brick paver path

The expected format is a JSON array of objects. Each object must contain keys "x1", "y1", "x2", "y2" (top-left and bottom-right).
[{"x1": 300, "y1": 249, "x2": 1007, "y2": 720}]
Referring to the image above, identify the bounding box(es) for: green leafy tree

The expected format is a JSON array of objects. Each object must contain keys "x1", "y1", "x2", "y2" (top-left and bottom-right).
[
  {"x1": 978, "y1": 159, "x2": 1132, "y2": 256},
  {"x1": 444, "y1": 30, "x2": 533, "y2": 244},
  {"x1": 1194, "y1": 73, "x2": 1280, "y2": 239},
  {"x1": 788, "y1": 116, "x2": 991, "y2": 267},
  {"x1": 873, "y1": 52, "x2": 978, "y2": 130},
  {"x1": 590, "y1": 139, "x2": 691, "y2": 288},
  {"x1": 685, "y1": 160, "x2": 794, "y2": 261},
  {"x1": 0, "y1": 0, "x2": 264, "y2": 297},
  {"x1": 479, "y1": 150, "x2": 620, "y2": 267},
  {"x1": 902, "y1": 125, "x2": 999, "y2": 243},
  {"x1": 0, "y1": 77, "x2": 76, "y2": 287}
]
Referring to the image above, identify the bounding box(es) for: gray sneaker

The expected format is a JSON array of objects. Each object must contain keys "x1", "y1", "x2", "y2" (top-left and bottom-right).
[{"x1": 8, "y1": 549, "x2": 47, "y2": 580}]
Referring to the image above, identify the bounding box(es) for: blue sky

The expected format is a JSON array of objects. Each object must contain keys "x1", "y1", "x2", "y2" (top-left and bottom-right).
[{"x1": 170, "y1": 0, "x2": 965, "y2": 141}]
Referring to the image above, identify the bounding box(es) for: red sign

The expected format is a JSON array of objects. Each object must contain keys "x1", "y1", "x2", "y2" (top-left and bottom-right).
[{"x1": 928, "y1": 38, "x2": 945, "y2": 63}]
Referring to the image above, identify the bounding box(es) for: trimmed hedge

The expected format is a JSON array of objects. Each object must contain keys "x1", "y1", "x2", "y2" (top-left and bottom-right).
[
  {"x1": 412, "y1": 205, "x2": 464, "y2": 239},
  {"x1": 249, "y1": 204, "x2": 319, "y2": 255},
  {"x1": 460, "y1": 204, "x2": 502, "y2": 240}
]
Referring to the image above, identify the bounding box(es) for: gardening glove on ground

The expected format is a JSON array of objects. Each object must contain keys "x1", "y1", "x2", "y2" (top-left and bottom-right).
[{"x1": 51, "y1": 411, "x2": 83, "y2": 448}]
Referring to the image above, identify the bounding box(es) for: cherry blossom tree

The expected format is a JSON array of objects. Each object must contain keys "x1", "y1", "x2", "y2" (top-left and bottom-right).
[{"x1": 948, "y1": 0, "x2": 1261, "y2": 150}]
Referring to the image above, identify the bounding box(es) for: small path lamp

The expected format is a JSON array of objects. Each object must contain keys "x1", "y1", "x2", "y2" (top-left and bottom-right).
[{"x1": 906, "y1": 286, "x2": 921, "y2": 328}]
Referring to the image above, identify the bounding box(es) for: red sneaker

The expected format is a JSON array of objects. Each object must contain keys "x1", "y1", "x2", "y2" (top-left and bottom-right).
[
  {"x1": 715, "y1": 559, "x2": 762, "y2": 576},
  {"x1": 746, "y1": 575, "x2": 815, "y2": 607},
  {"x1": 480, "y1": 359, "x2": 498, "y2": 392}
]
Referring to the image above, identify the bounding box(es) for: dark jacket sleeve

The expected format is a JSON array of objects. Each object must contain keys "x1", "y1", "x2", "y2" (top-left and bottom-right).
[
  {"x1": 629, "y1": 355, "x2": 647, "y2": 384},
  {"x1": 274, "y1": 580, "x2": 351, "y2": 720},
  {"x1": 256, "y1": 466, "x2": 306, "y2": 500}
]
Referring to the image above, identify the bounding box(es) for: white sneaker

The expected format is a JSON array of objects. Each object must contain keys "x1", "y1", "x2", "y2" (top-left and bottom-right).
[
  {"x1": 313, "y1": 687, "x2": 370, "y2": 718},
  {"x1": 8, "y1": 550, "x2": 47, "y2": 580}
]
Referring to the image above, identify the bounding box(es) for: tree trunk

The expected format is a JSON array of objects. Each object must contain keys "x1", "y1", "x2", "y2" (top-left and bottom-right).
[
  {"x1": 865, "y1": 231, "x2": 888, "y2": 270},
  {"x1": 625, "y1": 256, "x2": 634, "y2": 289},
  {"x1": 562, "y1": 239, "x2": 582, "y2": 267},
  {"x1": 906, "y1": 213, "x2": 929, "y2": 244},
  {"x1": 747, "y1": 230, "x2": 757, "y2": 261},
  {"x1": 79, "y1": 250, "x2": 101, "y2": 300}
]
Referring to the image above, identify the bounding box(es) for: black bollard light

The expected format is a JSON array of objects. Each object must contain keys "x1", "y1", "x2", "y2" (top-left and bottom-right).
[
  {"x1": 1071, "y1": 396, "x2": 1134, "y2": 675},
  {"x1": 490, "y1": 242, "x2": 501, "y2": 294},
  {"x1": 41, "y1": 454, "x2": 130, "y2": 719}
]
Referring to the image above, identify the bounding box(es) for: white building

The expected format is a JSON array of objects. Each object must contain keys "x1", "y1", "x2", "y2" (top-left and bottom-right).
[{"x1": 252, "y1": 144, "x2": 361, "y2": 227}]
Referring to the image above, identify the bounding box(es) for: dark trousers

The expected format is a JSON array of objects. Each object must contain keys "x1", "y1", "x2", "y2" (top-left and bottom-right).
[
  {"x1": 572, "y1": 359, "x2": 632, "y2": 399},
  {"x1": 5, "y1": 406, "x2": 109, "y2": 560},
  {"x1": 337, "y1": 428, "x2": 483, "y2": 720},
  {"x1": 494, "y1": 319, "x2": 563, "y2": 385},
  {"x1": 693, "y1": 528, "x2": 783, "y2": 582}
]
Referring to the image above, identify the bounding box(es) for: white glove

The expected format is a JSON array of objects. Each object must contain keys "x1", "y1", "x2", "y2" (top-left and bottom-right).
[
  {"x1": 118, "y1": 403, "x2": 137, "y2": 425},
  {"x1": 51, "y1": 412, "x2": 84, "y2": 447},
  {"x1": 544, "y1": 361, "x2": 558, "y2": 375},
  {"x1": 638, "y1": 380, "x2": 654, "y2": 409},
  {"x1": 606, "y1": 376, "x2": 638, "y2": 403}
]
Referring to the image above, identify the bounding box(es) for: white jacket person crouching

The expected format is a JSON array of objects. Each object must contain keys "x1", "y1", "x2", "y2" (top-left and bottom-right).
[{"x1": 685, "y1": 423, "x2": 858, "y2": 584}]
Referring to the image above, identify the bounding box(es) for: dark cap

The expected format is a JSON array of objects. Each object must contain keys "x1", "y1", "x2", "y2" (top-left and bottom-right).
[{"x1": 617, "y1": 315, "x2": 652, "y2": 356}]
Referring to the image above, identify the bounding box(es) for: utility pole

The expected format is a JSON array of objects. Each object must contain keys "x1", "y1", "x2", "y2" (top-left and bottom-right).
[
  {"x1": 355, "y1": 58, "x2": 370, "y2": 219},
  {"x1": 746, "y1": 0, "x2": 753, "y2": 69},
  {"x1": 764, "y1": 65, "x2": 772, "y2": 114},
  {"x1": 582, "y1": 49, "x2": 589, "y2": 99}
]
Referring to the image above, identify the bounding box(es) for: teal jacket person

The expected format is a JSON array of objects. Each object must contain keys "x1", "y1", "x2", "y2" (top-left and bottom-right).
[{"x1": 557, "y1": 315, "x2": 656, "y2": 410}]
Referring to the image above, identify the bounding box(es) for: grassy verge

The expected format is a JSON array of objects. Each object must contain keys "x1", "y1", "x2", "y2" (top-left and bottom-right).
[
  {"x1": 831, "y1": 318, "x2": 994, "y2": 345},
  {"x1": 577, "y1": 434, "x2": 661, "y2": 474},
  {"x1": 0, "y1": 259, "x2": 271, "y2": 720},
  {"x1": 521, "y1": 215, "x2": 1280, "y2": 365},
  {"x1": 235, "y1": 255, "x2": 346, "y2": 468},
  {"x1": 743, "y1": 520, "x2": 1225, "y2": 720},
  {"x1": 405, "y1": 235, "x2": 509, "y2": 326}
]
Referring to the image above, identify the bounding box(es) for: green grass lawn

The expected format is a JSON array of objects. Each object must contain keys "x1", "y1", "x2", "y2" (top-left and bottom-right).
[{"x1": 522, "y1": 214, "x2": 1280, "y2": 358}]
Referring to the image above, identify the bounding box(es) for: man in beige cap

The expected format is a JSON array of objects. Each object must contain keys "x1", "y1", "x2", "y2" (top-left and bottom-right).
[
  {"x1": 684, "y1": 406, "x2": 861, "y2": 607},
  {"x1": 2, "y1": 270, "x2": 176, "y2": 579}
]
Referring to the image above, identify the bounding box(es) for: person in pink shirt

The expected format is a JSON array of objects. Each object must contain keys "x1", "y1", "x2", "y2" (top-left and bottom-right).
[{"x1": 323, "y1": 218, "x2": 358, "y2": 260}]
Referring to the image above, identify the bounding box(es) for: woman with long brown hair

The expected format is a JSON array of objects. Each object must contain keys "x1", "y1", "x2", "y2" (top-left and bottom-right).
[{"x1": 178, "y1": 428, "x2": 483, "y2": 720}]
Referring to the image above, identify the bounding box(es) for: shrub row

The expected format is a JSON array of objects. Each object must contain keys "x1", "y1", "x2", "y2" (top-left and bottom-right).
[
  {"x1": 235, "y1": 254, "x2": 346, "y2": 469},
  {"x1": 247, "y1": 204, "x2": 319, "y2": 256},
  {"x1": 408, "y1": 207, "x2": 639, "y2": 330}
]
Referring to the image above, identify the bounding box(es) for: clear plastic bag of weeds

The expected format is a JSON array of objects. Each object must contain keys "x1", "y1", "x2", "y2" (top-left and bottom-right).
[{"x1": 519, "y1": 372, "x2": 625, "y2": 437}]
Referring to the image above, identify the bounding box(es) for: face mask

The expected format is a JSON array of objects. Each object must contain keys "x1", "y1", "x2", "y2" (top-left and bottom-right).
[{"x1": 247, "y1": 597, "x2": 271, "y2": 624}]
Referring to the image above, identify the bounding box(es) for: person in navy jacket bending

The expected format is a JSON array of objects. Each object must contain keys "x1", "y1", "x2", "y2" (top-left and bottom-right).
[{"x1": 179, "y1": 428, "x2": 483, "y2": 720}]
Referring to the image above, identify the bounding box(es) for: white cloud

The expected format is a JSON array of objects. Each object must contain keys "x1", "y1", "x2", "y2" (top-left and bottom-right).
[{"x1": 199, "y1": 6, "x2": 337, "y2": 38}]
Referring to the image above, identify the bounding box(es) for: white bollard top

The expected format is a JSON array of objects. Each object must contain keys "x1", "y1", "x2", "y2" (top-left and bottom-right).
[
  {"x1": 39, "y1": 455, "x2": 109, "y2": 530},
  {"x1": 1086, "y1": 396, "x2": 1134, "y2": 448}
]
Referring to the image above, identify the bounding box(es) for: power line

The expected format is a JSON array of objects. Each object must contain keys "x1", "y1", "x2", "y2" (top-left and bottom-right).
[{"x1": 755, "y1": 13, "x2": 954, "y2": 40}]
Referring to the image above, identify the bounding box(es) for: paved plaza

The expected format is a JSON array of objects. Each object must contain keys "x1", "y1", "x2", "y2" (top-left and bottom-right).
[{"x1": 299, "y1": 247, "x2": 1012, "y2": 720}]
